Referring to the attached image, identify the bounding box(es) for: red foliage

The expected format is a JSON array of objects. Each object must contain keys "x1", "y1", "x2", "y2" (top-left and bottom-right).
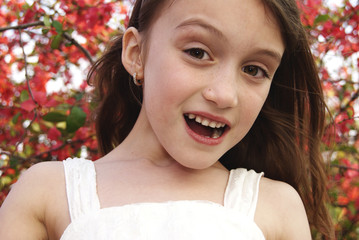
[{"x1": 0, "y1": 0, "x2": 358, "y2": 238}]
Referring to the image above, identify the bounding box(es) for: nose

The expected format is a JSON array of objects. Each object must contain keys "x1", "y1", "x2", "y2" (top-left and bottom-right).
[{"x1": 202, "y1": 69, "x2": 239, "y2": 109}]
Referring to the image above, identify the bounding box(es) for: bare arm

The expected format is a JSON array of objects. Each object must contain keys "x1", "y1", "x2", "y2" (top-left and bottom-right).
[
  {"x1": 256, "y1": 178, "x2": 312, "y2": 240},
  {"x1": 277, "y1": 182, "x2": 312, "y2": 240},
  {"x1": 0, "y1": 163, "x2": 52, "y2": 240}
]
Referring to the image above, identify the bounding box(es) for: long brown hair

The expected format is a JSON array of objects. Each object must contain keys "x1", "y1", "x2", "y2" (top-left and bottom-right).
[{"x1": 88, "y1": 0, "x2": 334, "y2": 238}]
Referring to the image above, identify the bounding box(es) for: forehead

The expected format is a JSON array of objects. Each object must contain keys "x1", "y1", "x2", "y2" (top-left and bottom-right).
[{"x1": 148, "y1": 0, "x2": 284, "y2": 53}]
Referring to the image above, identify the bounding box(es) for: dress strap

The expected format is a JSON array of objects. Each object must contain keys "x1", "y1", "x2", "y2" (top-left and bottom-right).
[
  {"x1": 224, "y1": 168, "x2": 263, "y2": 220},
  {"x1": 63, "y1": 158, "x2": 100, "y2": 221}
]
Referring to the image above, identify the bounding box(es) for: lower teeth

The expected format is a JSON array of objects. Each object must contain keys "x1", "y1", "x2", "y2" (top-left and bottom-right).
[{"x1": 211, "y1": 129, "x2": 222, "y2": 139}]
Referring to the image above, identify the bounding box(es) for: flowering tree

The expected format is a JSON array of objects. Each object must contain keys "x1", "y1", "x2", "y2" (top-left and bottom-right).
[
  {"x1": 0, "y1": 0, "x2": 358, "y2": 238},
  {"x1": 0, "y1": 0, "x2": 129, "y2": 200},
  {"x1": 299, "y1": 0, "x2": 359, "y2": 238}
]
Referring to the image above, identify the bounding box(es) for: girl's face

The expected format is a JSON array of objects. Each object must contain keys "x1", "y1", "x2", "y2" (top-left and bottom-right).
[{"x1": 139, "y1": 0, "x2": 284, "y2": 169}]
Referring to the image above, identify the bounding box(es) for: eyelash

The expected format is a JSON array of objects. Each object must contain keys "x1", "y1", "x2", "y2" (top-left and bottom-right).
[
  {"x1": 242, "y1": 65, "x2": 270, "y2": 79},
  {"x1": 184, "y1": 48, "x2": 210, "y2": 60}
]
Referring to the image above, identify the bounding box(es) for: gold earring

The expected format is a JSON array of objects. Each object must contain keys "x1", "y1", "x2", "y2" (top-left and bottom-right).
[{"x1": 133, "y1": 72, "x2": 142, "y2": 86}]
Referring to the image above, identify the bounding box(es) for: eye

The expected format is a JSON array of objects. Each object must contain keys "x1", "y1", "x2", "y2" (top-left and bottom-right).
[
  {"x1": 242, "y1": 65, "x2": 269, "y2": 79},
  {"x1": 184, "y1": 48, "x2": 210, "y2": 60}
]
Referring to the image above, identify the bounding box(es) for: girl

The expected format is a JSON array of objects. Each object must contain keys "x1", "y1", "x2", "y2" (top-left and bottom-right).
[{"x1": 0, "y1": 0, "x2": 334, "y2": 239}]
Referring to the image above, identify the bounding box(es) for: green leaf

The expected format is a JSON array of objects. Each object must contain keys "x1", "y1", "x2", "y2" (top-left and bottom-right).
[
  {"x1": 74, "y1": 92, "x2": 84, "y2": 101},
  {"x1": 51, "y1": 34, "x2": 63, "y2": 49},
  {"x1": 65, "y1": 28, "x2": 74, "y2": 35},
  {"x1": 0, "y1": 176, "x2": 12, "y2": 188},
  {"x1": 56, "y1": 122, "x2": 66, "y2": 130},
  {"x1": 20, "y1": 90, "x2": 29, "y2": 102},
  {"x1": 43, "y1": 111, "x2": 68, "y2": 122},
  {"x1": 9, "y1": 156, "x2": 19, "y2": 169},
  {"x1": 56, "y1": 103, "x2": 71, "y2": 111},
  {"x1": 43, "y1": 16, "x2": 51, "y2": 27},
  {"x1": 12, "y1": 112, "x2": 21, "y2": 124},
  {"x1": 314, "y1": 14, "x2": 329, "y2": 24},
  {"x1": 24, "y1": 145, "x2": 34, "y2": 157},
  {"x1": 31, "y1": 122, "x2": 41, "y2": 132},
  {"x1": 42, "y1": 28, "x2": 49, "y2": 34},
  {"x1": 22, "y1": 2, "x2": 30, "y2": 10},
  {"x1": 52, "y1": 20, "x2": 63, "y2": 33},
  {"x1": 348, "y1": 203, "x2": 356, "y2": 215},
  {"x1": 347, "y1": 108, "x2": 354, "y2": 118},
  {"x1": 66, "y1": 106, "x2": 86, "y2": 133}
]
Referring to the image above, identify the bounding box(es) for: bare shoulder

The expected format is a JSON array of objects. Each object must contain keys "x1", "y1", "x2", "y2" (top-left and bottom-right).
[
  {"x1": 0, "y1": 161, "x2": 65, "y2": 240},
  {"x1": 255, "y1": 177, "x2": 312, "y2": 240}
]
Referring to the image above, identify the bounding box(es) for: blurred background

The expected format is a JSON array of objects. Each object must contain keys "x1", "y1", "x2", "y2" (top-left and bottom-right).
[{"x1": 0, "y1": 0, "x2": 358, "y2": 238}]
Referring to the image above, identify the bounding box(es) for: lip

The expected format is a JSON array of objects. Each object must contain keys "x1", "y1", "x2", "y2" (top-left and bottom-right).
[{"x1": 184, "y1": 111, "x2": 231, "y2": 145}]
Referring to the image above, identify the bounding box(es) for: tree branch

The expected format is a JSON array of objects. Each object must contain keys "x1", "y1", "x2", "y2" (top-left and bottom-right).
[
  {"x1": 335, "y1": 116, "x2": 359, "y2": 125},
  {"x1": 63, "y1": 32, "x2": 94, "y2": 64},
  {"x1": 15, "y1": 29, "x2": 38, "y2": 151},
  {"x1": 0, "y1": 21, "x2": 44, "y2": 32},
  {"x1": 331, "y1": 164, "x2": 359, "y2": 172},
  {"x1": 0, "y1": 21, "x2": 94, "y2": 64},
  {"x1": 339, "y1": 88, "x2": 359, "y2": 113},
  {"x1": 0, "y1": 136, "x2": 95, "y2": 165},
  {"x1": 323, "y1": 78, "x2": 358, "y2": 85},
  {"x1": 19, "y1": 29, "x2": 36, "y2": 104},
  {"x1": 31, "y1": 136, "x2": 94, "y2": 160}
]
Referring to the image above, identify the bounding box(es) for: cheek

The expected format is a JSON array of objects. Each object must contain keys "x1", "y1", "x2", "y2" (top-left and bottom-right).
[
  {"x1": 142, "y1": 63, "x2": 187, "y2": 124},
  {"x1": 143, "y1": 66, "x2": 183, "y2": 107},
  {"x1": 240, "y1": 83, "x2": 270, "y2": 111},
  {"x1": 236, "y1": 84, "x2": 270, "y2": 129},
  {"x1": 142, "y1": 53, "x2": 196, "y2": 109}
]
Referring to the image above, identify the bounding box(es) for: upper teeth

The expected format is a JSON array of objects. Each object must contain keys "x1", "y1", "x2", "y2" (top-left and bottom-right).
[{"x1": 186, "y1": 113, "x2": 226, "y2": 128}]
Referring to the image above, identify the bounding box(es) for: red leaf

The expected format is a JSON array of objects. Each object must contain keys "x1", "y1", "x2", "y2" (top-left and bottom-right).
[
  {"x1": 33, "y1": 91, "x2": 48, "y2": 106},
  {"x1": 48, "y1": 127, "x2": 62, "y2": 141},
  {"x1": 4, "y1": 168, "x2": 15, "y2": 175},
  {"x1": 345, "y1": 163, "x2": 359, "y2": 179},
  {"x1": 347, "y1": 186, "x2": 359, "y2": 202},
  {"x1": 337, "y1": 196, "x2": 349, "y2": 205},
  {"x1": 20, "y1": 99, "x2": 37, "y2": 112},
  {"x1": 44, "y1": 99, "x2": 58, "y2": 108}
]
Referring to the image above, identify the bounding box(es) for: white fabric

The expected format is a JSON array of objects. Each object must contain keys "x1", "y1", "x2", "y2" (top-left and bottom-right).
[
  {"x1": 63, "y1": 158, "x2": 100, "y2": 220},
  {"x1": 61, "y1": 158, "x2": 265, "y2": 240}
]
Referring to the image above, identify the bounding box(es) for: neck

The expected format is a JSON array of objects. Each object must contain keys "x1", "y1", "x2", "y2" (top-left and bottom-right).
[{"x1": 106, "y1": 107, "x2": 176, "y2": 167}]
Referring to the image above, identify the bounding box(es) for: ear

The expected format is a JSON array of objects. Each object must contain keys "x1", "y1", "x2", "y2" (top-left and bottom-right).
[{"x1": 122, "y1": 27, "x2": 144, "y2": 79}]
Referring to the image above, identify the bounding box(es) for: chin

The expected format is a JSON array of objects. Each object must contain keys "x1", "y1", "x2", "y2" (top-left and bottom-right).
[{"x1": 175, "y1": 156, "x2": 220, "y2": 170}]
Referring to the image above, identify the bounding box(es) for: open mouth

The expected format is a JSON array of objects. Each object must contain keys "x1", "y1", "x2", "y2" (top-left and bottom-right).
[{"x1": 184, "y1": 113, "x2": 228, "y2": 139}]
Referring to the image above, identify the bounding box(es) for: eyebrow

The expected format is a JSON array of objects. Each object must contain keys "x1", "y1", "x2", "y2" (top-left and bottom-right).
[
  {"x1": 253, "y1": 49, "x2": 283, "y2": 64},
  {"x1": 175, "y1": 18, "x2": 228, "y2": 43},
  {"x1": 175, "y1": 18, "x2": 283, "y2": 64}
]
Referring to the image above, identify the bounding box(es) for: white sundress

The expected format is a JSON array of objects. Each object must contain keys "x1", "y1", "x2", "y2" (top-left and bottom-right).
[{"x1": 60, "y1": 157, "x2": 265, "y2": 240}]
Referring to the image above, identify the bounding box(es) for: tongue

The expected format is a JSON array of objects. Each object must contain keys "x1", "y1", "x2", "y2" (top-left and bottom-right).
[{"x1": 187, "y1": 119, "x2": 213, "y2": 137}]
